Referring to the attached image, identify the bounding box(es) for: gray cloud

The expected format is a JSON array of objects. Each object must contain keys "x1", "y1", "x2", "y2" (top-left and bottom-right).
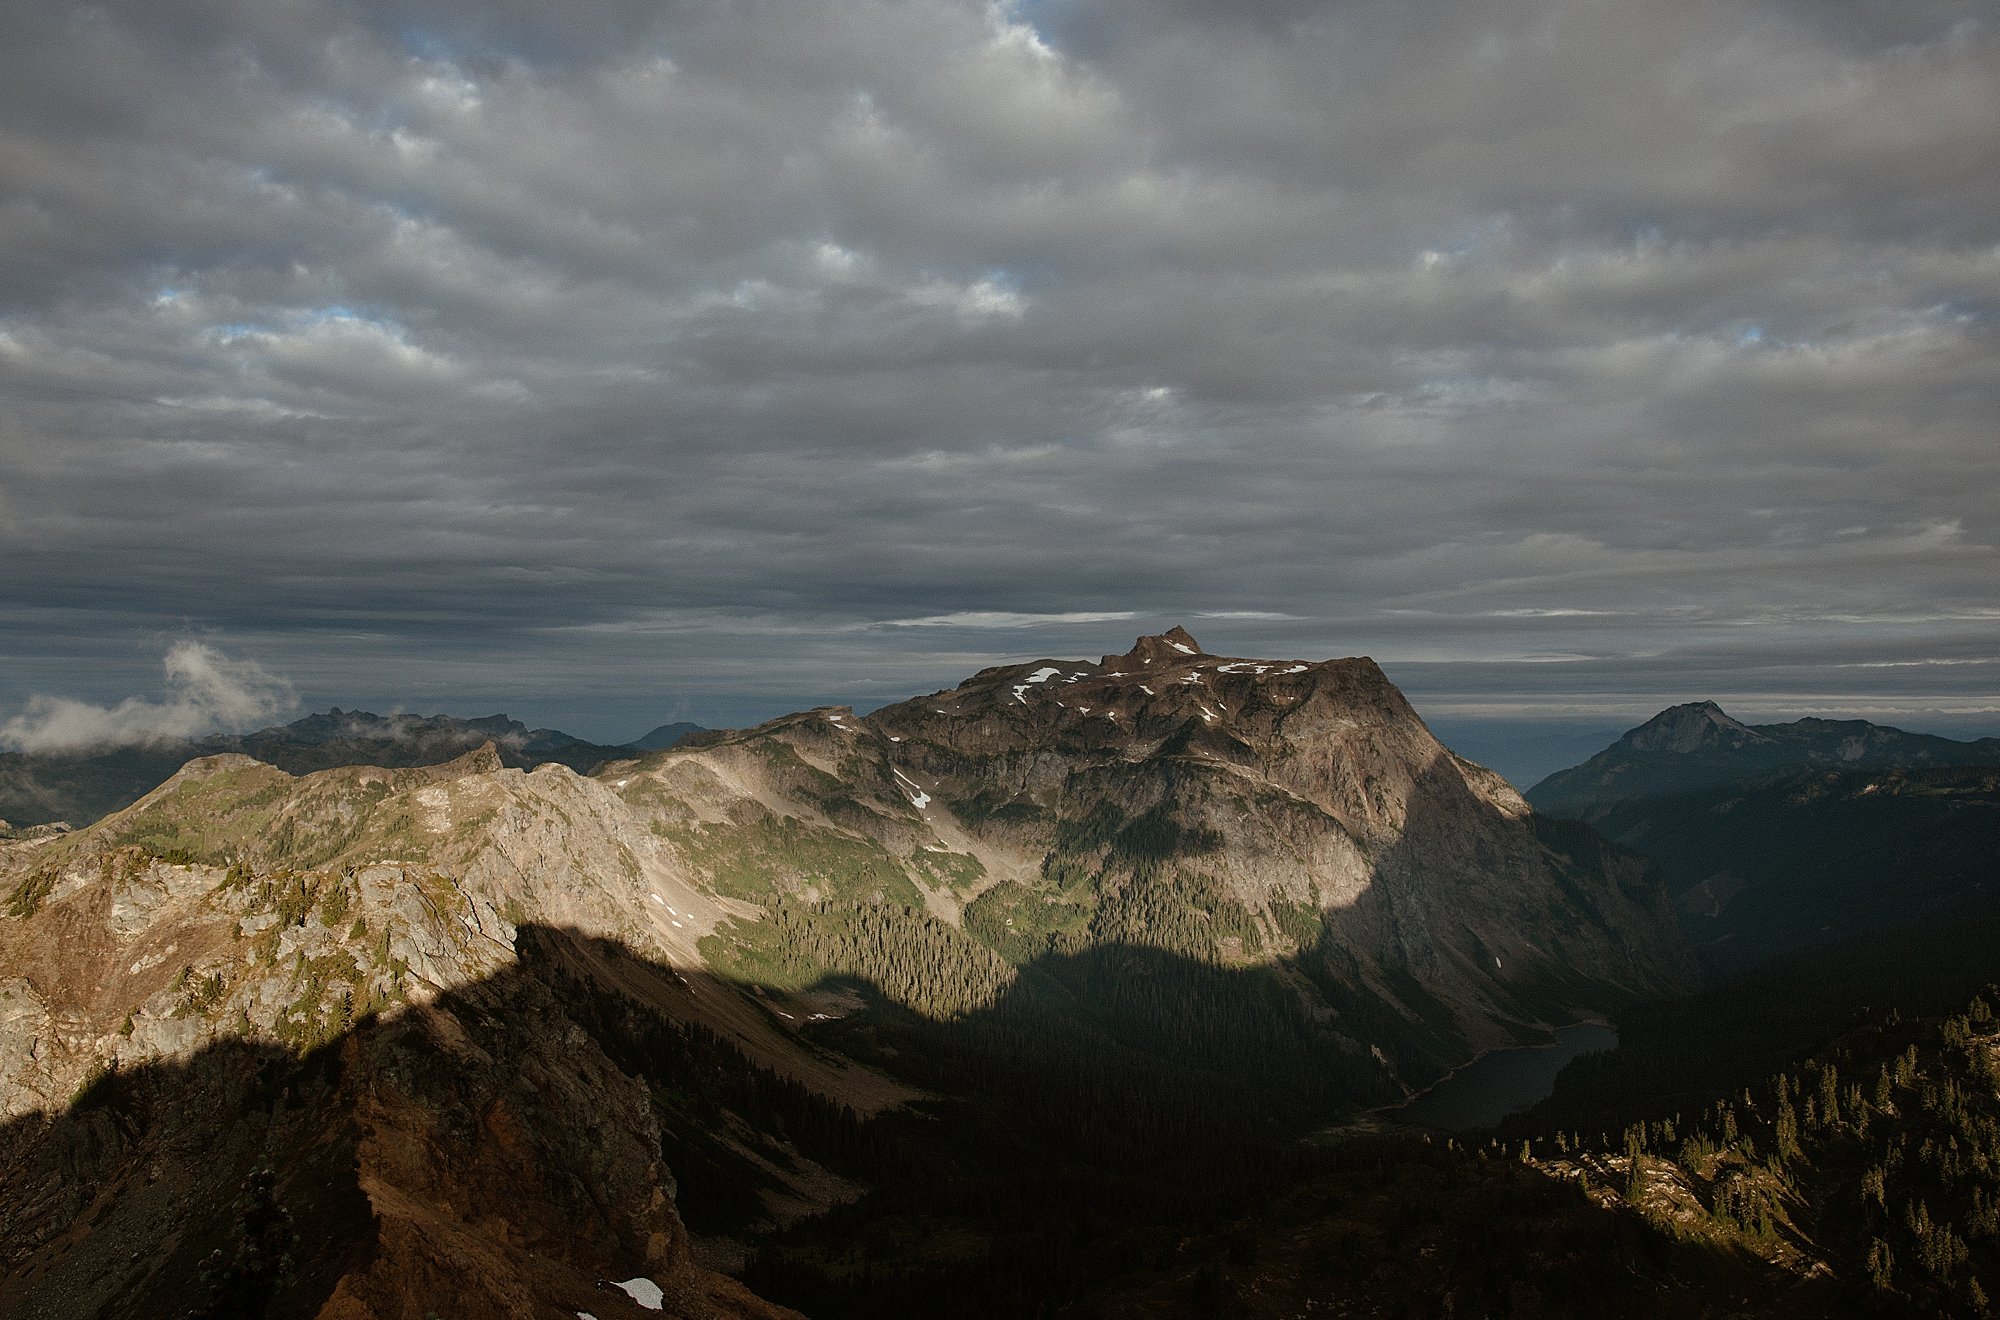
[{"x1": 0, "y1": 0, "x2": 1994, "y2": 743}]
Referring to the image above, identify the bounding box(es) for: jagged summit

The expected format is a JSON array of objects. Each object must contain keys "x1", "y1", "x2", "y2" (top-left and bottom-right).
[
  {"x1": 1620, "y1": 700, "x2": 1769, "y2": 754},
  {"x1": 1105, "y1": 625, "x2": 1206, "y2": 668}
]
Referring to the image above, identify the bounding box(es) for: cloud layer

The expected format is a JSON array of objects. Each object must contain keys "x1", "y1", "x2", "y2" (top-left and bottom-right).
[
  {"x1": 0, "y1": 642, "x2": 297, "y2": 753},
  {"x1": 1, "y1": 0, "x2": 1994, "y2": 738}
]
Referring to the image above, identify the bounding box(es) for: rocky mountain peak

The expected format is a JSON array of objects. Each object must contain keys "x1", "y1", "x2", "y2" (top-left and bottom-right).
[
  {"x1": 1104, "y1": 625, "x2": 1206, "y2": 668},
  {"x1": 1620, "y1": 700, "x2": 1767, "y2": 754},
  {"x1": 449, "y1": 739, "x2": 509, "y2": 775}
]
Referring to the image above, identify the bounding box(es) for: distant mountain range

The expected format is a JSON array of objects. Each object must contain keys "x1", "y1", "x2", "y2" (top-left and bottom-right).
[
  {"x1": 0, "y1": 709, "x2": 706, "y2": 830},
  {"x1": 1529, "y1": 700, "x2": 2000, "y2": 814},
  {"x1": 1527, "y1": 702, "x2": 2000, "y2": 972}
]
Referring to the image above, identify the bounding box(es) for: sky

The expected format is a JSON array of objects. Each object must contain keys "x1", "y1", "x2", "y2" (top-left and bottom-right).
[{"x1": 2, "y1": 0, "x2": 1996, "y2": 748}]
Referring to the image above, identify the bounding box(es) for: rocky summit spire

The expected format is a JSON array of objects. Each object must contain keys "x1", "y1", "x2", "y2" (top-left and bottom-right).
[{"x1": 1104, "y1": 625, "x2": 1204, "y2": 668}]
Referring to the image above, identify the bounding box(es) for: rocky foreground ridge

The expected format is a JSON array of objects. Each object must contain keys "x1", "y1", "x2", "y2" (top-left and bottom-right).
[{"x1": 0, "y1": 629, "x2": 1696, "y2": 1316}]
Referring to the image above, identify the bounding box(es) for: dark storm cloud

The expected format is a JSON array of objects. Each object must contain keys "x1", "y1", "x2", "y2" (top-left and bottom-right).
[{"x1": 1, "y1": 0, "x2": 1995, "y2": 742}]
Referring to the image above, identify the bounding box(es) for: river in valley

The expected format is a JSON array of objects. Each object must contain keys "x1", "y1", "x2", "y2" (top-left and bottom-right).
[{"x1": 1394, "y1": 1023, "x2": 1619, "y2": 1131}]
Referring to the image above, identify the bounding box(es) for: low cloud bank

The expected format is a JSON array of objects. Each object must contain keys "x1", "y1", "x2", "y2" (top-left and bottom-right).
[{"x1": 0, "y1": 642, "x2": 297, "y2": 754}]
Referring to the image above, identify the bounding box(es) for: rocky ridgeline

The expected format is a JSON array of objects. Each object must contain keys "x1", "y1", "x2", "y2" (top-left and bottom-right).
[{"x1": 0, "y1": 753, "x2": 820, "y2": 1318}]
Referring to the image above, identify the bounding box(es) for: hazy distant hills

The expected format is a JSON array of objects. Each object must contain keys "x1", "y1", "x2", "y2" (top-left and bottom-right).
[
  {"x1": 1425, "y1": 720, "x2": 1629, "y2": 790},
  {"x1": 1527, "y1": 702, "x2": 2000, "y2": 972},
  {"x1": 0, "y1": 708, "x2": 704, "y2": 830},
  {"x1": 628, "y1": 720, "x2": 706, "y2": 751}
]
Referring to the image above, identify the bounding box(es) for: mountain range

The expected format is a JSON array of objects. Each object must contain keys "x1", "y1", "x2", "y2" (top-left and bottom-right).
[
  {"x1": 9, "y1": 647, "x2": 1999, "y2": 1315},
  {"x1": 1527, "y1": 702, "x2": 2000, "y2": 972},
  {"x1": 1530, "y1": 700, "x2": 2000, "y2": 814},
  {"x1": 0, "y1": 709, "x2": 706, "y2": 833},
  {"x1": 0, "y1": 629, "x2": 1696, "y2": 1316}
]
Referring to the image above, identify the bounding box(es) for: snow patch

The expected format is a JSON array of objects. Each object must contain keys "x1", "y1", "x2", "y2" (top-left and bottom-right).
[
  {"x1": 1138, "y1": 685, "x2": 1154, "y2": 696},
  {"x1": 1277, "y1": 664, "x2": 1308, "y2": 675},
  {"x1": 892, "y1": 768, "x2": 932, "y2": 811},
  {"x1": 1169, "y1": 641, "x2": 1197, "y2": 655},
  {"x1": 650, "y1": 893, "x2": 665, "y2": 906},
  {"x1": 1025, "y1": 667, "x2": 1062, "y2": 684},
  {"x1": 1215, "y1": 663, "x2": 1270, "y2": 675},
  {"x1": 615, "y1": 1278, "x2": 664, "y2": 1310}
]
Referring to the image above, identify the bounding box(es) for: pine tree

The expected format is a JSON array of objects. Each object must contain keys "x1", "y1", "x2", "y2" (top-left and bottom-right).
[{"x1": 195, "y1": 1166, "x2": 295, "y2": 1319}]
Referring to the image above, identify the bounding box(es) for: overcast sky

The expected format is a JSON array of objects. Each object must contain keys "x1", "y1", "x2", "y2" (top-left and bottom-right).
[{"x1": 2, "y1": 0, "x2": 1996, "y2": 745}]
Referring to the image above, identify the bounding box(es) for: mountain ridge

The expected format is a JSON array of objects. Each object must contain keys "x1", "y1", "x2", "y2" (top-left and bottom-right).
[
  {"x1": 1530, "y1": 700, "x2": 2000, "y2": 815},
  {"x1": 1527, "y1": 702, "x2": 2000, "y2": 972},
  {"x1": 0, "y1": 707, "x2": 701, "y2": 831}
]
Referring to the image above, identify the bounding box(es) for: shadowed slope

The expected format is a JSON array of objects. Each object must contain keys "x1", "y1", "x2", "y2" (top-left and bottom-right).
[{"x1": 0, "y1": 925, "x2": 816, "y2": 1319}]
